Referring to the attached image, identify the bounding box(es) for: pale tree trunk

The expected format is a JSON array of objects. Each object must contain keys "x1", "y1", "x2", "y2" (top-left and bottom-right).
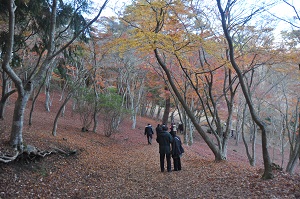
[
  {"x1": 183, "y1": 111, "x2": 189, "y2": 145},
  {"x1": 221, "y1": 68, "x2": 237, "y2": 158},
  {"x1": 92, "y1": 84, "x2": 99, "y2": 133},
  {"x1": 187, "y1": 98, "x2": 195, "y2": 145},
  {"x1": 2, "y1": 0, "x2": 57, "y2": 149},
  {"x1": 130, "y1": 84, "x2": 136, "y2": 129},
  {"x1": 286, "y1": 141, "x2": 300, "y2": 174},
  {"x1": 278, "y1": 116, "x2": 286, "y2": 169},
  {"x1": 1, "y1": 0, "x2": 27, "y2": 149},
  {"x1": 145, "y1": 102, "x2": 150, "y2": 116},
  {"x1": 150, "y1": 105, "x2": 156, "y2": 118},
  {"x1": 10, "y1": 91, "x2": 31, "y2": 149},
  {"x1": 187, "y1": 118, "x2": 194, "y2": 145},
  {"x1": 156, "y1": 105, "x2": 162, "y2": 120},
  {"x1": 92, "y1": 110, "x2": 98, "y2": 133},
  {"x1": 45, "y1": 72, "x2": 52, "y2": 112},
  {"x1": 59, "y1": 80, "x2": 68, "y2": 101},
  {"x1": 241, "y1": 105, "x2": 255, "y2": 166},
  {"x1": 243, "y1": 120, "x2": 257, "y2": 166},
  {"x1": 132, "y1": 78, "x2": 144, "y2": 129},
  {"x1": 235, "y1": 96, "x2": 245, "y2": 145},
  {"x1": 286, "y1": 98, "x2": 300, "y2": 174}
]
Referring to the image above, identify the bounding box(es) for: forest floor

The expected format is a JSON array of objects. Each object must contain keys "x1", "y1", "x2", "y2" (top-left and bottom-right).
[{"x1": 0, "y1": 92, "x2": 300, "y2": 199}]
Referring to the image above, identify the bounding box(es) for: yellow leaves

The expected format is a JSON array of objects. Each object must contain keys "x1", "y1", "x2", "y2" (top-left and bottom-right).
[{"x1": 119, "y1": 0, "x2": 195, "y2": 54}]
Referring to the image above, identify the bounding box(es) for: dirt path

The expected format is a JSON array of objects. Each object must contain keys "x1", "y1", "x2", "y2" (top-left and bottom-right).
[{"x1": 0, "y1": 93, "x2": 299, "y2": 198}]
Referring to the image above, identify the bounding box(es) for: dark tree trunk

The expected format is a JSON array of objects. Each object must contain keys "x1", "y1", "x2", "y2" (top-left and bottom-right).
[
  {"x1": 162, "y1": 86, "x2": 170, "y2": 125},
  {"x1": 52, "y1": 93, "x2": 72, "y2": 136},
  {"x1": 216, "y1": 0, "x2": 273, "y2": 179},
  {"x1": 154, "y1": 49, "x2": 225, "y2": 161}
]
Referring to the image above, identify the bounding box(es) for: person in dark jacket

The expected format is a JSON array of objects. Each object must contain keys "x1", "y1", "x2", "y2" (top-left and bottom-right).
[
  {"x1": 178, "y1": 123, "x2": 184, "y2": 134},
  {"x1": 155, "y1": 124, "x2": 162, "y2": 137},
  {"x1": 170, "y1": 131, "x2": 184, "y2": 171},
  {"x1": 156, "y1": 125, "x2": 173, "y2": 172},
  {"x1": 144, "y1": 124, "x2": 154, "y2": 145}
]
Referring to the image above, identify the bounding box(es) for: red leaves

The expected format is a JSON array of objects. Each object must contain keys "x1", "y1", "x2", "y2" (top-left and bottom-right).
[{"x1": 0, "y1": 92, "x2": 299, "y2": 198}]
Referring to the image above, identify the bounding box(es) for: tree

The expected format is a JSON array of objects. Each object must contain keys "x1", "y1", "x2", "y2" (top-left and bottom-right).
[
  {"x1": 2, "y1": 0, "x2": 108, "y2": 150},
  {"x1": 121, "y1": 0, "x2": 227, "y2": 161},
  {"x1": 216, "y1": 0, "x2": 274, "y2": 179}
]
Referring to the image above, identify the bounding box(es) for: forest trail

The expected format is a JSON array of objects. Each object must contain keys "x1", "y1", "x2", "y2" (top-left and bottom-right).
[{"x1": 0, "y1": 93, "x2": 299, "y2": 198}]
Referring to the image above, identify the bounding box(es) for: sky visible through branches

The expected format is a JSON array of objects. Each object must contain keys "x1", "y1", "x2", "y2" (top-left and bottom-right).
[{"x1": 97, "y1": 0, "x2": 299, "y2": 34}]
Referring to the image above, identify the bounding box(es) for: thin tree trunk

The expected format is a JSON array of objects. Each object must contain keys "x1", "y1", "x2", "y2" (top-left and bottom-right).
[
  {"x1": 187, "y1": 118, "x2": 194, "y2": 145},
  {"x1": 45, "y1": 74, "x2": 51, "y2": 112},
  {"x1": 52, "y1": 93, "x2": 72, "y2": 136},
  {"x1": 217, "y1": 0, "x2": 273, "y2": 179},
  {"x1": 0, "y1": 86, "x2": 16, "y2": 120},
  {"x1": 29, "y1": 77, "x2": 46, "y2": 125},
  {"x1": 156, "y1": 105, "x2": 162, "y2": 120},
  {"x1": 286, "y1": 99, "x2": 300, "y2": 174}
]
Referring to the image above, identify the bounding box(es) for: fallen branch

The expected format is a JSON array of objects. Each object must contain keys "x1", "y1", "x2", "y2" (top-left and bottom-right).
[{"x1": 51, "y1": 146, "x2": 77, "y2": 156}]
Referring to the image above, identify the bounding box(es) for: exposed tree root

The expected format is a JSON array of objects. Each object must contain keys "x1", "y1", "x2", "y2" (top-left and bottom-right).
[{"x1": 0, "y1": 145, "x2": 77, "y2": 163}]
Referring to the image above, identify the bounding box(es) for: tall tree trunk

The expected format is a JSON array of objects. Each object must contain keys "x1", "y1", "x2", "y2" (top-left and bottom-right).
[
  {"x1": 216, "y1": 0, "x2": 273, "y2": 179},
  {"x1": 29, "y1": 78, "x2": 46, "y2": 125},
  {"x1": 286, "y1": 99, "x2": 300, "y2": 174},
  {"x1": 286, "y1": 142, "x2": 300, "y2": 174},
  {"x1": 187, "y1": 118, "x2": 194, "y2": 145},
  {"x1": 52, "y1": 93, "x2": 72, "y2": 136},
  {"x1": 162, "y1": 86, "x2": 170, "y2": 125},
  {"x1": 1, "y1": 0, "x2": 29, "y2": 149},
  {"x1": 156, "y1": 105, "x2": 162, "y2": 120},
  {"x1": 10, "y1": 91, "x2": 30, "y2": 149},
  {"x1": 45, "y1": 74, "x2": 51, "y2": 112}
]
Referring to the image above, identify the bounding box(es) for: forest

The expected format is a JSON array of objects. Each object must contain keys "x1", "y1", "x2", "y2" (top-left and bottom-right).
[{"x1": 0, "y1": 0, "x2": 300, "y2": 197}]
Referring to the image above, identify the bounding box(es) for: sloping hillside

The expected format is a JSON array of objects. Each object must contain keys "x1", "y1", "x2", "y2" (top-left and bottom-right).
[{"x1": 0, "y1": 92, "x2": 299, "y2": 198}]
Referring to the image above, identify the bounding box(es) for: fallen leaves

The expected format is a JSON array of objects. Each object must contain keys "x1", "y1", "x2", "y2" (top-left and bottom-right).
[{"x1": 0, "y1": 94, "x2": 299, "y2": 198}]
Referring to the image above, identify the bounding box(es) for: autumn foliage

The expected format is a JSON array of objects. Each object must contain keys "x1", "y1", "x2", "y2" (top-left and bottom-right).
[{"x1": 0, "y1": 92, "x2": 299, "y2": 198}]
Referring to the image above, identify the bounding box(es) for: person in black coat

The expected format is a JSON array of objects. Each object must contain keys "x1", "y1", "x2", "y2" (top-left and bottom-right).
[
  {"x1": 170, "y1": 131, "x2": 184, "y2": 171},
  {"x1": 155, "y1": 124, "x2": 162, "y2": 137},
  {"x1": 178, "y1": 123, "x2": 184, "y2": 134},
  {"x1": 156, "y1": 125, "x2": 173, "y2": 172},
  {"x1": 144, "y1": 124, "x2": 154, "y2": 145}
]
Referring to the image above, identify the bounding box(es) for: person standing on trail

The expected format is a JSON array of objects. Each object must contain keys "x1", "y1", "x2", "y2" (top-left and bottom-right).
[
  {"x1": 155, "y1": 124, "x2": 162, "y2": 137},
  {"x1": 144, "y1": 124, "x2": 154, "y2": 145},
  {"x1": 156, "y1": 125, "x2": 173, "y2": 172},
  {"x1": 170, "y1": 123, "x2": 177, "y2": 134},
  {"x1": 170, "y1": 130, "x2": 184, "y2": 171},
  {"x1": 170, "y1": 123, "x2": 177, "y2": 131},
  {"x1": 178, "y1": 123, "x2": 184, "y2": 134}
]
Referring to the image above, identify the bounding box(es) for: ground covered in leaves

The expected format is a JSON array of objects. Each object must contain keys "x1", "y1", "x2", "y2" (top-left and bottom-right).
[{"x1": 0, "y1": 93, "x2": 300, "y2": 198}]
